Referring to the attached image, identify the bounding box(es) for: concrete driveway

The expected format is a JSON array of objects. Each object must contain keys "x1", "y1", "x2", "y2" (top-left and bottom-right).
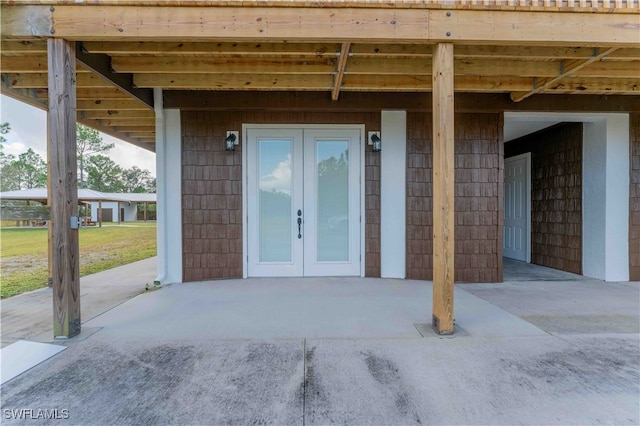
[{"x1": 1, "y1": 261, "x2": 638, "y2": 425}]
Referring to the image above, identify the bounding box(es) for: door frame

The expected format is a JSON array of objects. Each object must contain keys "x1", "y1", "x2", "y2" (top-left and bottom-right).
[
  {"x1": 242, "y1": 124, "x2": 366, "y2": 278},
  {"x1": 503, "y1": 152, "x2": 531, "y2": 263}
]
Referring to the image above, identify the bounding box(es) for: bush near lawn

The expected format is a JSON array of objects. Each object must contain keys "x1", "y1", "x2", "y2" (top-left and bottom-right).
[{"x1": 0, "y1": 223, "x2": 156, "y2": 298}]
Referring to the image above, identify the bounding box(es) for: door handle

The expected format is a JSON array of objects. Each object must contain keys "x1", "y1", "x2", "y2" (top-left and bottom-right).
[{"x1": 297, "y1": 209, "x2": 302, "y2": 239}]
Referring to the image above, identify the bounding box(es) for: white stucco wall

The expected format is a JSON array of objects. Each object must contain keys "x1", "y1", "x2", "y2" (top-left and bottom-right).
[
  {"x1": 582, "y1": 121, "x2": 608, "y2": 280},
  {"x1": 582, "y1": 115, "x2": 630, "y2": 281},
  {"x1": 604, "y1": 115, "x2": 630, "y2": 281},
  {"x1": 155, "y1": 88, "x2": 183, "y2": 284},
  {"x1": 380, "y1": 111, "x2": 407, "y2": 278}
]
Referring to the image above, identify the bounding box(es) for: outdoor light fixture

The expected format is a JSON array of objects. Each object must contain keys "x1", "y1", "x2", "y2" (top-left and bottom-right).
[
  {"x1": 369, "y1": 131, "x2": 382, "y2": 152},
  {"x1": 225, "y1": 131, "x2": 239, "y2": 151}
]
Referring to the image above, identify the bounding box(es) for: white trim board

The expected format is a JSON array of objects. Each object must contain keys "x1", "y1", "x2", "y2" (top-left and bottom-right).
[
  {"x1": 155, "y1": 108, "x2": 182, "y2": 284},
  {"x1": 380, "y1": 111, "x2": 407, "y2": 278}
]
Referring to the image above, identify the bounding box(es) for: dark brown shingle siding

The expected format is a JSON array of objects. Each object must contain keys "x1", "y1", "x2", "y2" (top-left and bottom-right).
[{"x1": 406, "y1": 113, "x2": 503, "y2": 282}]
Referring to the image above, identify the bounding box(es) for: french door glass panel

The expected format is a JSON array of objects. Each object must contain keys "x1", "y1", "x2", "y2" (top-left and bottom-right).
[
  {"x1": 303, "y1": 129, "x2": 361, "y2": 276},
  {"x1": 316, "y1": 140, "x2": 350, "y2": 262},
  {"x1": 259, "y1": 139, "x2": 292, "y2": 262},
  {"x1": 247, "y1": 129, "x2": 303, "y2": 277}
]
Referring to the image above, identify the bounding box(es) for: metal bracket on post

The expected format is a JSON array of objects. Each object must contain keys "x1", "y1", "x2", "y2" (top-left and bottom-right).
[{"x1": 70, "y1": 216, "x2": 81, "y2": 230}]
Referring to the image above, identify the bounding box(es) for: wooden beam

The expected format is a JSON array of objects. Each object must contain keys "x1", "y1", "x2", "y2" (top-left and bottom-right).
[
  {"x1": 89, "y1": 42, "x2": 640, "y2": 61},
  {"x1": 122, "y1": 132, "x2": 155, "y2": 139},
  {"x1": 342, "y1": 75, "x2": 534, "y2": 92},
  {"x1": 15, "y1": 40, "x2": 640, "y2": 62},
  {"x1": 350, "y1": 44, "x2": 640, "y2": 60},
  {"x1": 511, "y1": 47, "x2": 620, "y2": 102},
  {"x1": 3, "y1": 6, "x2": 637, "y2": 46},
  {"x1": 8, "y1": 6, "x2": 430, "y2": 42},
  {"x1": 1, "y1": 6, "x2": 51, "y2": 38},
  {"x1": 432, "y1": 42, "x2": 455, "y2": 335},
  {"x1": 142, "y1": 73, "x2": 532, "y2": 92},
  {"x1": 346, "y1": 75, "x2": 639, "y2": 94},
  {"x1": 332, "y1": 43, "x2": 351, "y2": 101},
  {"x1": 134, "y1": 73, "x2": 528, "y2": 91},
  {"x1": 346, "y1": 57, "x2": 618, "y2": 77},
  {"x1": 1, "y1": 56, "x2": 53, "y2": 73},
  {"x1": 1, "y1": 74, "x2": 47, "y2": 110},
  {"x1": 75, "y1": 43, "x2": 154, "y2": 109},
  {"x1": 163, "y1": 90, "x2": 640, "y2": 112},
  {"x1": 111, "y1": 56, "x2": 336, "y2": 74},
  {"x1": 133, "y1": 72, "x2": 639, "y2": 93},
  {"x1": 428, "y1": 10, "x2": 639, "y2": 46},
  {"x1": 83, "y1": 41, "x2": 340, "y2": 57},
  {"x1": 455, "y1": 58, "x2": 640, "y2": 79},
  {"x1": 133, "y1": 73, "x2": 333, "y2": 90},
  {"x1": 80, "y1": 110, "x2": 155, "y2": 120},
  {"x1": 109, "y1": 55, "x2": 640, "y2": 78},
  {"x1": 77, "y1": 99, "x2": 150, "y2": 110},
  {"x1": 97, "y1": 118, "x2": 156, "y2": 127},
  {"x1": 1, "y1": 40, "x2": 47, "y2": 55},
  {"x1": 5, "y1": 72, "x2": 115, "y2": 89},
  {"x1": 47, "y1": 38, "x2": 80, "y2": 339},
  {"x1": 35, "y1": 87, "x2": 140, "y2": 100},
  {"x1": 112, "y1": 125, "x2": 155, "y2": 132},
  {"x1": 79, "y1": 117, "x2": 155, "y2": 152}
]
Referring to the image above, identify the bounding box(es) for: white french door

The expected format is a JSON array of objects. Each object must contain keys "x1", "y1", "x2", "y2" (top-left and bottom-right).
[
  {"x1": 246, "y1": 127, "x2": 361, "y2": 277},
  {"x1": 503, "y1": 153, "x2": 530, "y2": 262}
]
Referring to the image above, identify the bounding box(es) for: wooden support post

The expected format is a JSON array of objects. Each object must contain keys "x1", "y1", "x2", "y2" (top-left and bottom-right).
[
  {"x1": 117, "y1": 201, "x2": 121, "y2": 224},
  {"x1": 143, "y1": 201, "x2": 148, "y2": 222},
  {"x1": 47, "y1": 116, "x2": 53, "y2": 288},
  {"x1": 432, "y1": 43, "x2": 455, "y2": 335},
  {"x1": 47, "y1": 38, "x2": 80, "y2": 339},
  {"x1": 98, "y1": 200, "x2": 102, "y2": 227}
]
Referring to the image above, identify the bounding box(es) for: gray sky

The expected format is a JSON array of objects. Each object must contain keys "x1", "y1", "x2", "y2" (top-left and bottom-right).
[{"x1": 0, "y1": 95, "x2": 156, "y2": 176}]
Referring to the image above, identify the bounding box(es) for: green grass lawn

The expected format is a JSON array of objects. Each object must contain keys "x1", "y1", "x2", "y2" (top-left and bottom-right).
[{"x1": 0, "y1": 222, "x2": 157, "y2": 298}]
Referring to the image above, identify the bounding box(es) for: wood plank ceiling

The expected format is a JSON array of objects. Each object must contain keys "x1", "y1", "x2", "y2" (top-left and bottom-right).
[{"x1": 1, "y1": 3, "x2": 639, "y2": 152}]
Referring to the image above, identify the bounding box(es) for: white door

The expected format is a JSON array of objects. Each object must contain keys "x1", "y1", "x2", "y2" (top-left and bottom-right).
[
  {"x1": 503, "y1": 154, "x2": 529, "y2": 262},
  {"x1": 247, "y1": 127, "x2": 361, "y2": 277}
]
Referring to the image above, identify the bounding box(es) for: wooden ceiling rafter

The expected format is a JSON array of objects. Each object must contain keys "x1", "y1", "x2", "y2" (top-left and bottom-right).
[
  {"x1": 510, "y1": 47, "x2": 621, "y2": 102},
  {"x1": 76, "y1": 42, "x2": 640, "y2": 61},
  {"x1": 82, "y1": 41, "x2": 342, "y2": 57},
  {"x1": 110, "y1": 56, "x2": 338, "y2": 74},
  {"x1": 332, "y1": 42, "x2": 351, "y2": 101},
  {"x1": 80, "y1": 110, "x2": 155, "y2": 120}
]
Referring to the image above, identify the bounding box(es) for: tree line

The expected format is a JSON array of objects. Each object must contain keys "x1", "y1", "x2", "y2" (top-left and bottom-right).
[{"x1": 0, "y1": 123, "x2": 156, "y2": 193}]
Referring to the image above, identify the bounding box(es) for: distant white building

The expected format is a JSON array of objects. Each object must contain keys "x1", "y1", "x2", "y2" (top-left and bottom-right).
[
  {"x1": 89, "y1": 193, "x2": 156, "y2": 223},
  {"x1": 0, "y1": 188, "x2": 156, "y2": 224}
]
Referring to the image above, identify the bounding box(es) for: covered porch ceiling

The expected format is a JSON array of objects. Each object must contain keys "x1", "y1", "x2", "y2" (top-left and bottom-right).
[{"x1": 1, "y1": 1, "x2": 639, "y2": 152}]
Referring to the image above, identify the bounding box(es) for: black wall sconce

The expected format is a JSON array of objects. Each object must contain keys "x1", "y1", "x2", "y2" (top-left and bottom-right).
[
  {"x1": 368, "y1": 131, "x2": 382, "y2": 152},
  {"x1": 225, "y1": 131, "x2": 239, "y2": 151}
]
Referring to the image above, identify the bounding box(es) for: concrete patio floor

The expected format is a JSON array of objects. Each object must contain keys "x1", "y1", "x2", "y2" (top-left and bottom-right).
[{"x1": 1, "y1": 259, "x2": 638, "y2": 425}]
